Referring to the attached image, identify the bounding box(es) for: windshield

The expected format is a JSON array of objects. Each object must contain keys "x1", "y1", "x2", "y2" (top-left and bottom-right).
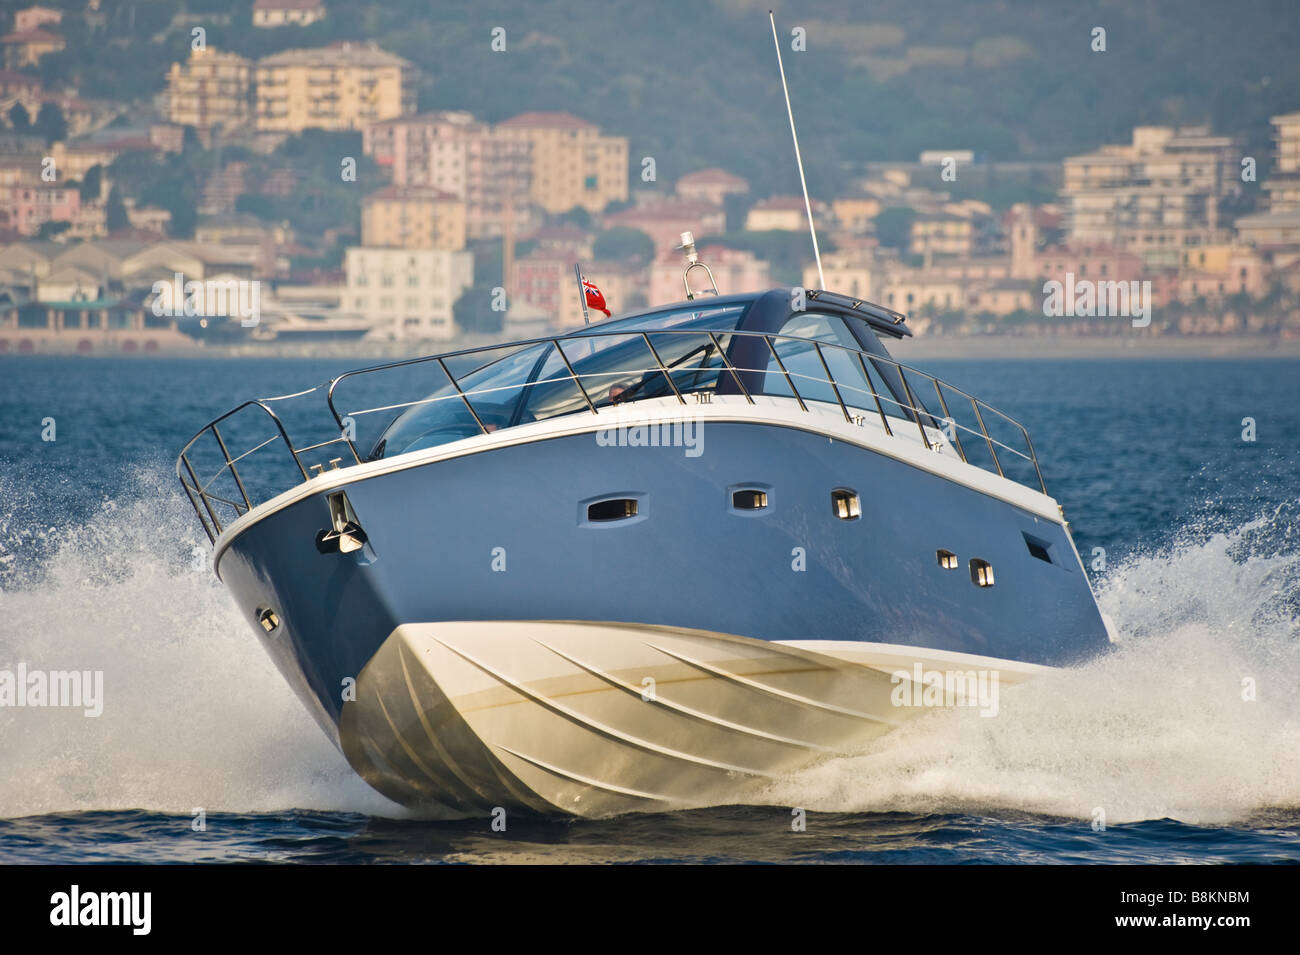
[{"x1": 370, "y1": 304, "x2": 751, "y2": 459}]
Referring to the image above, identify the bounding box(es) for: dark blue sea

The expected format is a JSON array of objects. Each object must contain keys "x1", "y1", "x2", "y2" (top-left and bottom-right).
[{"x1": 1, "y1": 354, "x2": 1298, "y2": 864}]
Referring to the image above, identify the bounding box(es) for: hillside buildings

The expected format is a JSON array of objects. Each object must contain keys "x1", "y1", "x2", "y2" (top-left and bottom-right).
[{"x1": 255, "y1": 42, "x2": 415, "y2": 133}]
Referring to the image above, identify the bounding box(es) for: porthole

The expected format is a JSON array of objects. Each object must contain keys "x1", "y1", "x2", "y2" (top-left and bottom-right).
[
  {"x1": 257, "y1": 608, "x2": 280, "y2": 633},
  {"x1": 587, "y1": 498, "x2": 638, "y2": 522},
  {"x1": 970, "y1": 558, "x2": 995, "y2": 587},
  {"x1": 831, "y1": 488, "x2": 861, "y2": 521},
  {"x1": 732, "y1": 489, "x2": 769, "y2": 510},
  {"x1": 937, "y1": 549, "x2": 958, "y2": 570}
]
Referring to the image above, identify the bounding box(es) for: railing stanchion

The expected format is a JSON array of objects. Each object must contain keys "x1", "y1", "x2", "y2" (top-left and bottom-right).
[
  {"x1": 764, "y1": 336, "x2": 807, "y2": 412},
  {"x1": 211, "y1": 423, "x2": 251, "y2": 514},
  {"x1": 855, "y1": 351, "x2": 892, "y2": 437},
  {"x1": 897, "y1": 368, "x2": 932, "y2": 450},
  {"x1": 640, "y1": 332, "x2": 687, "y2": 405},
  {"x1": 553, "y1": 339, "x2": 599, "y2": 414},
  {"x1": 813, "y1": 342, "x2": 853, "y2": 423},
  {"x1": 930, "y1": 381, "x2": 966, "y2": 463},
  {"x1": 708, "y1": 331, "x2": 754, "y2": 404},
  {"x1": 436, "y1": 357, "x2": 488, "y2": 434},
  {"x1": 970, "y1": 398, "x2": 1004, "y2": 478},
  {"x1": 1021, "y1": 425, "x2": 1047, "y2": 494},
  {"x1": 181, "y1": 453, "x2": 222, "y2": 540}
]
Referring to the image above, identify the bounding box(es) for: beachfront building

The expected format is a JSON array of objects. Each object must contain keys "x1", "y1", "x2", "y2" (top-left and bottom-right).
[
  {"x1": 343, "y1": 246, "x2": 473, "y2": 339},
  {"x1": 1062, "y1": 125, "x2": 1240, "y2": 265}
]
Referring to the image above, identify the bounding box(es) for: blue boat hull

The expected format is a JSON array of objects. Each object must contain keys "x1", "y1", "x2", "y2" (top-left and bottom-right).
[{"x1": 215, "y1": 418, "x2": 1109, "y2": 802}]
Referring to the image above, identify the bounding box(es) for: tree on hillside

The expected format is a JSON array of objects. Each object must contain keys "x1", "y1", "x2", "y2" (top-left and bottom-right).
[
  {"x1": 872, "y1": 207, "x2": 917, "y2": 251},
  {"x1": 558, "y1": 207, "x2": 592, "y2": 229},
  {"x1": 593, "y1": 227, "x2": 654, "y2": 264},
  {"x1": 8, "y1": 103, "x2": 30, "y2": 131},
  {"x1": 33, "y1": 103, "x2": 67, "y2": 145},
  {"x1": 106, "y1": 186, "x2": 129, "y2": 232},
  {"x1": 453, "y1": 282, "x2": 506, "y2": 335},
  {"x1": 36, "y1": 220, "x2": 70, "y2": 240},
  {"x1": 79, "y1": 164, "x2": 102, "y2": 201}
]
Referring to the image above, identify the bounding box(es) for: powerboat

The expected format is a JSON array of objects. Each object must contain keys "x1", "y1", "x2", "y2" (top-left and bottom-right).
[{"x1": 177, "y1": 259, "x2": 1111, "y2": 817}]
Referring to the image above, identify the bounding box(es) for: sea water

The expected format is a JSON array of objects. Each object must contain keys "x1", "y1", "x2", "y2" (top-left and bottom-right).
[{"x1": 0, "y1": 355, "x2": 1297, "y2": 863}]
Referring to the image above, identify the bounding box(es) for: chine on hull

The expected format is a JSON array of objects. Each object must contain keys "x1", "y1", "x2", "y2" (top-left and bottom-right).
[{"x1": 339, "y1": 621, "x2": 1045, "y2": 818}]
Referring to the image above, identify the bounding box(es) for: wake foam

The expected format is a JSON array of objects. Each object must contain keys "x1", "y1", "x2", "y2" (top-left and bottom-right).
[
  {"x1": 760, "y1": 505, "x2": 1300, "y2": 825},
  {"x1": 0, "y1": 470, "x2": 399, "y2": 819},
  {"x1": 2, "y1": 472, "x2": 1296, "y2": 824}
]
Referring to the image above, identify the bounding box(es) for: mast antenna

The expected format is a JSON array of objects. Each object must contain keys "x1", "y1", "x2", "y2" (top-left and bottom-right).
[{"x1": 769, "y1": 9, "x2": 825, "y2": 289}]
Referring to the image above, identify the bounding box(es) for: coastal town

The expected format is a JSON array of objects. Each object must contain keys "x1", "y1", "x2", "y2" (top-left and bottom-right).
[{"x1": 1, "y1": 0, "x2": 1299, "y2": 354}]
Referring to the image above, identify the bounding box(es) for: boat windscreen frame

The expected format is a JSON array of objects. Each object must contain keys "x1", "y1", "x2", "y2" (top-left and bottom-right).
[{"x1": 718, "y1": 288, "x2": 938, "y2": 426}]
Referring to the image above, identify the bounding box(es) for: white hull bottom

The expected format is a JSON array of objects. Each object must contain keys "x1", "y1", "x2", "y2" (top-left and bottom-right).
[{"x1": 338, "y1": 621, "x2": 1050, "y2": 818}]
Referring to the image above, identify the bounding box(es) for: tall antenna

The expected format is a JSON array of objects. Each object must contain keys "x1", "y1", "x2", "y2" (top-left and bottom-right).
[{"x1": 769, "y1": 9, "x2": 825, "y2": 289}]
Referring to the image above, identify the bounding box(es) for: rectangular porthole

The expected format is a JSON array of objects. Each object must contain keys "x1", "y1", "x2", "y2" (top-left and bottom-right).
[
  {"x1": 937, "y1": 549, "x2": 958, "y2": 570},
  {"x1": 1023, "y1": 532, "x2": 1053, "y2": 564},
  {"x1": 587, "y1": 498, "x2": 638, "y2": 522},
  {"x1": 832, "y1": 488, "x2": 861, "y2": 521},
  {"x1": 970, "y1": 558, "x2": 995, "y2": 587},
  {"x1": 732, "y1": 489, "x2": 769, "y2": 510}
]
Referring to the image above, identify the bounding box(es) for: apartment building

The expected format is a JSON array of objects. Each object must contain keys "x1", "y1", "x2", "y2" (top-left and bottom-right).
[
  {"x1": 361, "y1": 185, "x2": 467, "y2": 251},
  {"x1": 648, "y1": 246, "x2": 770, "y2": 306},
  {"x1": 165, "y1": 48, "x2": 252, "y2": 137},
  {"x1": 745, "y1": 196, "x2": 810, "y2": 232},
  {"x1": 13, "y1": 6, "x2": 62, "y2": 33},
  {"x1": 255, "y1": 43, "x2": 414, "y2": 133},
  {"x1": 1062, "y1": 125, "x2": 1240, "y2": 262},
  {"x1": 1236, "y1": 111, "x2": 1300, "y2": 267},
  {"x1": 343, "y1": 246, "x2": 473, "y2": 339},
  {"x1": 511, "y1": 251, "x2": 649, "y2": 328},
  {"x1": 0, "y1": 183, "x2": 79, "y2": 235},
  {"x1": 364, "y1": 112, "x2": 531, "y2": 239},
  {"x1": 602, "y1": 200, "x2": 725, "y2": 255},
  {"x1": 1264, "y1": 111, "x2": 1300, "y2": 214},
  {"x1": 675, "y1": 168, "x2": 749, "y2": 207},
  {"x1": 496, "y1": 111, "x2": 627, "y2": 215}
]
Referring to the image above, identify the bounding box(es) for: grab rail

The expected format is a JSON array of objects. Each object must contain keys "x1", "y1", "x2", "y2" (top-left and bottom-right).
[{"x1": 177, "y1": 328, "x2": 1048, "y2": 543}]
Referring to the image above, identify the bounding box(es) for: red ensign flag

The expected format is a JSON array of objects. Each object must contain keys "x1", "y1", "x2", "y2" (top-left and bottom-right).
[{"x1": 583, "y1": 277, "x2": 611, "y2": 317}]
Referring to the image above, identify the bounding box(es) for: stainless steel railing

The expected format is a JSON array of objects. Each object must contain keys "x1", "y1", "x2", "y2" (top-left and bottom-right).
[{"x1": 177, "y1": 328, "x2": 1046, "y2": 543}]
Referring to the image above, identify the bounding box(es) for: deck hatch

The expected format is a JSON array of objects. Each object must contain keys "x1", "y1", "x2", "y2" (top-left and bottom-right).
[{"x1": 1023, "y1": 532, "x2": 1053, "y2": 564}]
